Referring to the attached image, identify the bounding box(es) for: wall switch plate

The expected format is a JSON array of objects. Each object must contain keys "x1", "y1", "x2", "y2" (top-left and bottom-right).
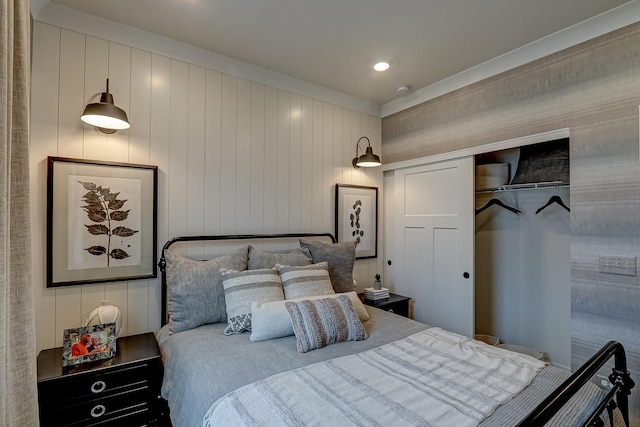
[{"x1": 599, "y1": 255, "x2": 637, "y2": 276}]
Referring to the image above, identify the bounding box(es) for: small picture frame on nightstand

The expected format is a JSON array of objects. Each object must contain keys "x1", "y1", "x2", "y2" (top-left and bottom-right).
[{"x1": 62, "y1": 323, "x2": 116, "y2": 367}]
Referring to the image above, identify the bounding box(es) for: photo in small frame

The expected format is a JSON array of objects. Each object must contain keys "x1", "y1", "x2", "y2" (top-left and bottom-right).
[{"x1": 62, "y1": 323, "x2": 116, "y2": 367}]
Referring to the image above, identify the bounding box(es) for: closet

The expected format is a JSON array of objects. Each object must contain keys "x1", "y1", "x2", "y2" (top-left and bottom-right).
[
  {"x1": 384, "y1": 134, "x2": 571, "y2": 368},
  {"x1": 474, "y1": 138, "x2": 570, "y2": 368}
]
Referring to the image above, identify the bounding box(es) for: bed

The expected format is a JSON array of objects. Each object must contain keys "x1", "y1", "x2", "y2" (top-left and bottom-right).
[{"x1": 156, "y1": 233, "x2": 635, "y2": 427}]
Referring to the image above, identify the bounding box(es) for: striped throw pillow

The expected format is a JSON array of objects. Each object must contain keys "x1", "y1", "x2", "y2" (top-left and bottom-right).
[
  {"x1": 276, "y1": 262, "x2": 335, "y2": 300},
  {"x1": 285, "y1": 295, "x2": 368, "y2": 353},
  {"x1": 221, "y1": 268, "x2": 284, "y2": 335}
]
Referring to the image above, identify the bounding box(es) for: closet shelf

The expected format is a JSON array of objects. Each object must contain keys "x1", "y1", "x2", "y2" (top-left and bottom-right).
[{"x1": 476, "y1": 181, "x2": 569, "y2": 194}]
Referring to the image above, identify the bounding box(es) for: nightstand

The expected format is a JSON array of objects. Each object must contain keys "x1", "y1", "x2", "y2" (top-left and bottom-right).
[
  {"x1": 358, "y1": 292, "x2": 411, "y2": 318},
  {"x1": 37, "y1": 332, "x2": 165, "y2": 427}
]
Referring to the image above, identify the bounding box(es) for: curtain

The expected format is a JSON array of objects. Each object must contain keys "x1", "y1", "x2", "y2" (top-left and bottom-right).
[{"x1": 0, "y1": 0, "x2": 38, "y2": 426}]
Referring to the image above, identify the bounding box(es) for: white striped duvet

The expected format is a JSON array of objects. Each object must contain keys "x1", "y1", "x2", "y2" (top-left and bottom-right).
[{"x1": 203, "y1": 327, "x2": 546, "y2": 427}]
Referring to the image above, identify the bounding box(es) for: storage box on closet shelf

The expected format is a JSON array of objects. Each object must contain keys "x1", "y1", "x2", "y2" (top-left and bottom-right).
[
  {"x1": 475, "y1": 163, "x2": 509, "y2": 191},
  {"x1": 364, "y1": 287, "x2": 390, "y2": 301}
]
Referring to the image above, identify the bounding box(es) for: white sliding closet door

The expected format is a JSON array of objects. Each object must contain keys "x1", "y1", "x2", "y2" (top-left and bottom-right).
[{"x1": 387, "y1": 156, "x2": 475, "y2": 337}]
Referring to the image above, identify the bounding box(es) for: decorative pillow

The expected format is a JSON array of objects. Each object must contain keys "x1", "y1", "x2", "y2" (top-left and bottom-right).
[
  {"x1": 299, "y1": 239, "x2": 357, "y2": 293},
  {"x1": 165, "y1": 246, "x2": 248, "y2": 334},
  {"x1": 248, "y1": 246, "x2": 312, "y2": 269},
  {"x1": 221, "y1": 268, "x2": 284, "y2": 335},
  {"x1": 276, "y1": 262, "x2": 335, "y2": 300},
  {"x1": 250, "y1": 291, "x2": 369, "y2": 342},
  {"x1": 285, "y1": 295, "x2": 368, "y2": 353}
]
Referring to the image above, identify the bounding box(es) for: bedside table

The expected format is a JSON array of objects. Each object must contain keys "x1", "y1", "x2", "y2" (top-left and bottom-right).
[
  {"x1": 358, "y1": 292, "x2": 411, "y2": 318},
  {"x1": 37, "y1": 332, "x2": 165, "y2": 427}
]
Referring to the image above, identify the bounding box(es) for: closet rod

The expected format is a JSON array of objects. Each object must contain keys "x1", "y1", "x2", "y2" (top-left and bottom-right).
[{"x1": 476, "y1": 181, "x2": 569, "y2": 194}]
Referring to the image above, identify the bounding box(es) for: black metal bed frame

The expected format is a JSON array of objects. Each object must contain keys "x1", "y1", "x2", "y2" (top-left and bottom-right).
[{"x1": 157, "y1": 232, "x2": 635, "y2": 426}]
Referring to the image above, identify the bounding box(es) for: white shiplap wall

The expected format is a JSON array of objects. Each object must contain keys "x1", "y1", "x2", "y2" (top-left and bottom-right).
[{"x1": 31, "y1": 22, "x2": 383, "y2": 353}]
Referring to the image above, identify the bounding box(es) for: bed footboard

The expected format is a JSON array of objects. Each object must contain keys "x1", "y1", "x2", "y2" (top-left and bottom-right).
[{"x1": 517, "y1": 340, "x2": 635, "y2": 426}]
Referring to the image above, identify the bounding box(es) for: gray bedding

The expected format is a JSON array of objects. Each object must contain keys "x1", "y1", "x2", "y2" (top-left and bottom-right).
[{"x1": 158, "y1": 307, "x2": 606, "y2": 427}]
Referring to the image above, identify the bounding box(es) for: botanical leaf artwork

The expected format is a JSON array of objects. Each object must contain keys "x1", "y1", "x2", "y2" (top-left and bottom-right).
[
  {"x1": 78, "y1": 180, "x2": 139, "y2": 267},
  {"x1": 350, "y1": 199, "x2": 364, "y2": 244}
]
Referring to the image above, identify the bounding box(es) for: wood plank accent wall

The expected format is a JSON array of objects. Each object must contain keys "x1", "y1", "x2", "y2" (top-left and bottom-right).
[
  {"x1": 382, "y1": 23, "x2": 640, "y2": 421},
  {"x1": 30, "y1": 22, "x2": 383, "y2": 352}
]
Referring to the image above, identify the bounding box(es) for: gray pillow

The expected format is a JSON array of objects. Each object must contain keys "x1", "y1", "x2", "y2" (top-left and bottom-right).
[
  {"x1": 275, "y1": 262, "x2": 335, "y2": 300},
  {"x1": 165, "y1": 246, "x2": 248, "y2": 334},
  {"x1": 299, "y1": 239, "x2": 356, "y2": 292},
  {"x1": 248, "y1": 246, "x2": 312, "y2": 269},
  {"x1": 285, "y1": 295, "x2": 368, "y2": 353},
  {"x1": 221, "y1": 268, "x2": 285, "y2": 335}
]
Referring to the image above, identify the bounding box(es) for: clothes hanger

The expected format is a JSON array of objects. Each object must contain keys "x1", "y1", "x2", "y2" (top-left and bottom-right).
[
  {"x1": 536, "y1": 189, "x2": 570, "y2": 214},
  {"x1": 475, "y1": 198, "x2": 521, "y2": 216}
]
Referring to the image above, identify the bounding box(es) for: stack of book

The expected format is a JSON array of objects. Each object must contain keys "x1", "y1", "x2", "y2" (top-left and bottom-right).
[{"x1": 364, "y1": 287, "x2": 390, "y2": 301}]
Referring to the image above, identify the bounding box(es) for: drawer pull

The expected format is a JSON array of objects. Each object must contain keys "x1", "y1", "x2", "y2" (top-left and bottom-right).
[
  {"x1": 90, "y1": 380, "x2": 107, "y2": 393},
  {"x1": 90, "y1": 404, "x2": 106, "y2": 418},
  {"x1": 388, "y1": 308, "x2": 394, "y2": 313}
]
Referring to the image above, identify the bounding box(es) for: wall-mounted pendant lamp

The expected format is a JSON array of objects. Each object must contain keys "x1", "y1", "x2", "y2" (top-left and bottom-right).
[
  {"x1": 352, "y1": 136, "x2": 381, "y2": 168},
  {"x1": 80, "y1": 78, "x2": 130, "y2": 134}
]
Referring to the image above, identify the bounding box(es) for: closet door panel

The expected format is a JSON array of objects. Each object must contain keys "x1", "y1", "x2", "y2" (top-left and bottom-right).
[{"x1": 390, "y1": 156, "x2": 474, "y2": 337}]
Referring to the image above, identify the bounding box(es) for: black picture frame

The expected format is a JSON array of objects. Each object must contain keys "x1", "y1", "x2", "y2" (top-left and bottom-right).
[
  {"x1": 335, "y1": 184, "x2": 378, "y2": 259},
  {"x1": 47, "y1": 156, "x2": 158, "y2": 287}
]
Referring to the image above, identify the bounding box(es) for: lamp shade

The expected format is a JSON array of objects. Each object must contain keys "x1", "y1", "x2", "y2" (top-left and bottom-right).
[
  {"x1": 352, "y1": 136, "x2": 382, "y2": 168},
  {"x1": 80, "y1": 79, "x2": 130, "y2": 133},
  {"x1": 356, "y1": 146, "x2": 382, "y2": 167},
  {"x1": 85, "y1": 300, "x2": 122, "y2": 337}
]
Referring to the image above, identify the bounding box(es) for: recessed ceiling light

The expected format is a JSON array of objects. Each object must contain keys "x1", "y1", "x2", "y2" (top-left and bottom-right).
[{"x1": 373, "y1": 62, "x2": 390, "y2": 72}]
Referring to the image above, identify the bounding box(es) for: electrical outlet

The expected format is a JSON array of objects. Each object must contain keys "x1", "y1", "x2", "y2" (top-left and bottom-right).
[{"x1": 599, "y1": 255, "x2": 637, "y2": 276}]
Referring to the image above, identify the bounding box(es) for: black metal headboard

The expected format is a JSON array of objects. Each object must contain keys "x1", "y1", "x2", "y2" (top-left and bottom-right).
[{"x1": 157, "y1": 232, "x2": 336, "y2": 326}]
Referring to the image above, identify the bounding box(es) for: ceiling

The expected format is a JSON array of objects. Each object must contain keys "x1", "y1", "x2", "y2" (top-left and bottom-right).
[{"x1": 46, "y1": 0, "x2": 632, "y2": 108}]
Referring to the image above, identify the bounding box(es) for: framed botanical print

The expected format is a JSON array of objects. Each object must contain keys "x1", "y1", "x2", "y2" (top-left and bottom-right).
[
  {"x1": 47, "y1": 157, "x2": 157, "y2": 287},
  {"x1": 335, "y1": 184, "x2": 378, "y2": 259}
]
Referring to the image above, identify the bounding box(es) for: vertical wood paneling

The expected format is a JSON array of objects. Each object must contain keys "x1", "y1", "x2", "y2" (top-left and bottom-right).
[
  {"x1": 186, "y1": 65, "x2": 206, "y2": 259},
  {"x1": 31, "y1": 22, "x2": 382, "y2": 353},
  {"x1": 58, "y1": 30, "x2": 85, "y2": 158},
  {"x1": 312, "y1": 100, "x2": 323, "y2": 232},
  {"x1": 105, "y1": 42, "x2": 131, "y2": 164},
  {"x1": 168, "y1": 60, "x2": 189, "y2": 243},
  {"x1": 127, "y1": 48, "x2": 152, "y2": 335},
  {"x1": 31, "y1": 23, "x2": 60, "y2": 351},
  {"x1": 82, "y1": 36, "x2": 109, "y2": 159},
  {"x1": 250, "y1": 83, "x2": 265, "y2": 234},
  {"x1": 104, "y1": 41, "x2": 132, "y2": 337},
  {"x1": 263, "y1": 86, "x2": 278, "y2": 233},
  {"x1": 148, "y1": 54, "x2": 171, "y2": 331},
  {"x1": 220, "y1": 74, "x2": 238, "y2": 233},
  {"x1": 129, "y1": 49, "x2": 151, "y2": 164},
  {"x1": 277, "y1": 90, "x2": 290, "y2": 232},
  {"x1": 204, "y1": 70, "x2": 222, "y2": 240},
  {"x1": 322, "y1": 103, "x2": 333, "y2": 232},
  {"x1": 289, "y1": 94, "x2": 302, "y2": 232},
  {"x1": 236, "y1": 79, "x2": 252, "y2": 233},
  {"x1": 300, "y1": 97, "x2": 313, "y2": 231}
]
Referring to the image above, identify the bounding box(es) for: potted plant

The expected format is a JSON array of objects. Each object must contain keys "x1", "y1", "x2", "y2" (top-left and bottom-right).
[{"x1": 373, "y1": 273, "x2": 382, "y2": 290}]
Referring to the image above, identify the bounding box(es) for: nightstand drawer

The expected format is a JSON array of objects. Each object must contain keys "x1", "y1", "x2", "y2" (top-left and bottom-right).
[
  {"x1": 42, "y1": 385, "x2": 150, "y2": 427},
  {"x1": 358, "y1": 292, "x2": 411, "y2": 318},
  {"x1": 39, "y1": 363, "x2": 151, "y2": 408}
]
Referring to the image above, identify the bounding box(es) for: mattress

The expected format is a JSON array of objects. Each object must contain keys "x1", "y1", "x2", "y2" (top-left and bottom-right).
[{"x1": 158, "y1": 307, "x2": 606, "y2": 427}]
